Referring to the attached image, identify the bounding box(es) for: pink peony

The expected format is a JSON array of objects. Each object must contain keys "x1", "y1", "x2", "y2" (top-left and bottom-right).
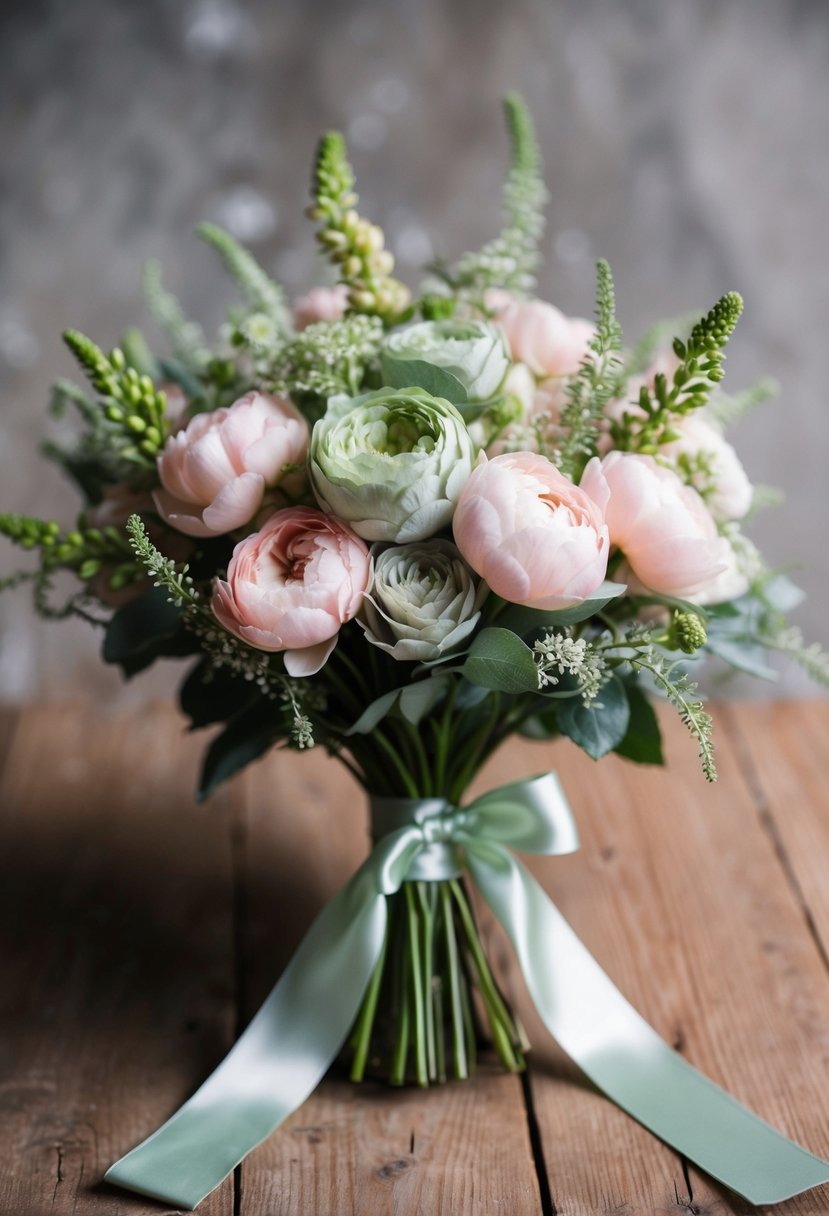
[
  {"x1": 154, "y1": 391, "x2": 309, "y2": 538},
  {"x1": 486, "y1": 292, "x2": 594, "y2": 379},
  {"x1": 658, "y1": 415, "x2": 753, "y2": 522},
  {"x1": 453, "y1": 452, "x2": 610, "y2": 609},
  {"x1": 211, "y1": 507, "x2": 372, "y2": 676},
  {"x1": 293, "y1": 284, "x2": 349, "y2": 331},
  {"x1": 602, "y1": 452, "x2": 729, "y2": 597}
]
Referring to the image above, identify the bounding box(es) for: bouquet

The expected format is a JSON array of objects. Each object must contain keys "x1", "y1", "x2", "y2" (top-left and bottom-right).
[{"x1": 3, "y1": 96, "x2": 828, "y2": 1208}]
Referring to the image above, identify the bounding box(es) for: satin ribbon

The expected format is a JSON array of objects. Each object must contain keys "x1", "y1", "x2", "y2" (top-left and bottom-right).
[{"x1": 106, "y1": 773, "x2": 829, "y2": 1209}]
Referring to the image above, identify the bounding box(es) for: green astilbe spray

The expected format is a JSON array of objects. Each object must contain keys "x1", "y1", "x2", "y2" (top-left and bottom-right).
[
  {"x1": 309, "y1": 132, "x2": 411, "y2": 324},
  {"x1": 143, "y1": 260, "x2": 211, "y2": 370},
  {"x1": 450, "y1": 93, "x2": 548, "y2": 299},
  {"x1": 197, "y1": 221, "x2": 291, "y2": 341},
  {"x1": 555, "y1": 258, "x2": 624, "y2": 479}
]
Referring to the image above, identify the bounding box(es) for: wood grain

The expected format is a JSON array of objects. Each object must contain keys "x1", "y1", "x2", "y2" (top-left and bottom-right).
[
  {"x1": 470, "y1": 704, "x2": 829, "y2": 1215},
  {"x1": 0, "y1": 704, "x2": 236, "y2": 1216},
  {"x1": 1, "y1": 701, "x2": 828, "y2": 1215}
]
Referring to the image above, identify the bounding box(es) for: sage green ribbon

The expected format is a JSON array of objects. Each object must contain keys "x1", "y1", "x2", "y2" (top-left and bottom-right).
[{"x1": 106, "y1": 773, "x2": 829, "y2": 1209}]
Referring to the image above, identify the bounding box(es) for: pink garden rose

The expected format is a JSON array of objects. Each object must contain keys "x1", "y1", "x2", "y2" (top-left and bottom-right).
[
  {"x1": 154, "y1": 391, "x2": 309, "y2": 538},
  {"x1": 293, "y1": 284, "x2": 349, "y2": 331},
  {"x1": 486, "y1": 291, "x2": 594, "y2": 378},
  {"x1": 211, "y1": 507, "x2": 371, "y2": 676},
  {"x1": 453, "y1": 452, "x2": 610, "y2": 609},
  {"x1": 602, "y1": 452, "x2": 730, "y2": 597}
]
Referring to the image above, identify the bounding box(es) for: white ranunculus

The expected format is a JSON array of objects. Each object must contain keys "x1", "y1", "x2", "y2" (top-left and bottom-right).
[
  {"x1": 309, "y1": 387, "x2": 476, "y2": 542},
  {"x1": 381, "y1": 319, "x2": 510, "y2": 402},
  {"x1": 361, "y1": 539, "x2": 487, "y2": 660}
]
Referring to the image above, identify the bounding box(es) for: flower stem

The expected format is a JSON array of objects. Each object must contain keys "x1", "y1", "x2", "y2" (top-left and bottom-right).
[
  {"x1": 349, "y1": 917, "x2": 389, "y2": 1082},
  {"x1": 404, "y1": 883, "x2": 429, "y2": 1086},
  {"x1": 440, "y1": 882, "x2": 469, "y2": 1080}
]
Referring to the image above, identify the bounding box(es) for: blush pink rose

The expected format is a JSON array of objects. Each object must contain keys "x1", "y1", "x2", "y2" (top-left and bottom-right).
[
  {"x1": 486, "y1": 291, "x2": 594, "y2": 378},
  {"x1": 453, "y1": 452, "x2": 610, "y2": 609},
  {"x1": 154, "y1": 391, "x2": 309, "y2": 538},
  {"x1": 602, "y1": 452, "x2": 729, "y2": 597},
  {"x1": 211, "y1": 507, "x2": 371, "y2": 676},
  {"x1": 293, "y1": 284, "x2": 349, "y2": 331}
]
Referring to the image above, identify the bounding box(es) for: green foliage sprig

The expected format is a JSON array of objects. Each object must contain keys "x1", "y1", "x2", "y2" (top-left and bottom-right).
[
  {"x1": 450, "y1": 93, "x2": 548, "y2": 299},
  {"x1": 143, "y1": 260, "x2": 211, "y2": 370},
  {"x1": 197, "y1": 222, "x2": 291, "y2": 337},
  {"x1": 309, "y1": 132, "x2": 410, "y2": 323},
  {"x1": 555, "y1": 259, "x2": 624, "y2": 478},
  {"x1": 62, "y1": 330, "x2": 168, "y2": 467},
  {"x1": 615, "y1": 292, "x2": 744, "y2": 453}
]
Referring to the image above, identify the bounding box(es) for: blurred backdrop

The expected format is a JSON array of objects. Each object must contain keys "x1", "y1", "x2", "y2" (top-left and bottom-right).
[{"x1": 1, "y1": 0, "x2": 827, "y2": 702}]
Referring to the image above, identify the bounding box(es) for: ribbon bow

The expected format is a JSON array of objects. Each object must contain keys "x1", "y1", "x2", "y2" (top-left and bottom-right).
[{"x1": 106, "y1": 774, "x2": 829, "y2": 1209}]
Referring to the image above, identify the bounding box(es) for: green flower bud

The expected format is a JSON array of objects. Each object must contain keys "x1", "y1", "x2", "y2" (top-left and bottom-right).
[{"x1": 669, "y1": 610, "x2": 708, "y2": 654}]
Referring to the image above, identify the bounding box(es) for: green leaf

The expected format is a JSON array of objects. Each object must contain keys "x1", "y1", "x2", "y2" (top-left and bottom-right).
[
  {"x1": 704, "y1": 635, "x2": 779, "y2": 681},
  {"x1": 379, "y1": 356, "x2": 469, "y2": 404},
  {"x1": 347, "y1": 688, "x2": 401, "y2": 735},
  {"x1": 613, "y1": 682, "x2": 664, "y2": 766},
  {"x1": 498, "y1": 582, "x2": 627, "y2": 636},
  {"x1": 399, "y1": 675, "x2": 449, "y2": 725},
  {"x1": 462, "y1": 627, "x2": 539, "y2": 693},
  {"x1": 179, "y1": 658, "x2": 262, "y2": 729},
  {"x1": 102, "y1": 587, "x2": 195, "y2": 677},
  {"x1": 198, "y1": 702, "x2": 281, "y2": 800},
  {"x1": 558, "y1": 675, "x2": 630, "y2": 760}
]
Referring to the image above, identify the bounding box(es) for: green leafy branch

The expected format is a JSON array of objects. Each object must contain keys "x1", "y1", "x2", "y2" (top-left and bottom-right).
[
  {"x1": 309, "y1": 132, "x2": 411, "y2": 323},
  {"x1": 615, "y1": 292, "x2": 744, "y2": 453},
  {"x1": 450, "y1": 93, "x2": 548, "y2": 298},
  {"x1": 555, "y1": 259, "x2": 624, "y2": 479}
]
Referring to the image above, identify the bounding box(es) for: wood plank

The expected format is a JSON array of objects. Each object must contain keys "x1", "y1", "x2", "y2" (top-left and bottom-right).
[
  {"x1": 720, "y1": 701, "x2": 829, "y2": 964},
  {"x1": 471, "y1": 705, "x2": 829, "y2": 1215},
  {"x1": 0, "y1": 703, "x2": 237, "y2": 1216},
  {"x1": 235, "y1": 746, "x2": 543, "y2": 1215}
]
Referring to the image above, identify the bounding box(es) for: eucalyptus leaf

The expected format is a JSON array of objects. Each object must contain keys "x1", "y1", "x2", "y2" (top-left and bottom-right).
[
  {"x1": 614, "y1": 682, "x2": 664, "y2": 766},
  {"x1": 347, "y1": 688, "x2": 401, "y2": 736},
  {"x1": 462, "y1": 627, "x2": 539, "y2": 693},
  {"x1": 399, "y1": 675, "x2": 449, "y2": 725},
  {"x1": 103, "y1": 586, "x2": 196, "y2": 677},
  {"x1": 379, "y1": 356, "x2": 469, "y2": 404},
  {"x1": 179, "y1": 658, "x2": 262, "y2": 729},
  {"x1": 198, "y1": 703, "x2": 281, "y2": 800},
  {"x1": 558, "y1": 675, "x2": 630, "y2": 760},
  {"x1": 705, "y1": 635, "x2": 779, "y2": 681},
  {"x1": 498, "y1": 581, "x2": 627, "y2": 636}
]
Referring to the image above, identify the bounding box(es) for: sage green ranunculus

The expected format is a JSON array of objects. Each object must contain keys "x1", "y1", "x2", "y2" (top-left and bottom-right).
[
  {"x1": 381, "y1": 319, "x2": 510, "y2": 403},
  {"x1": 309, "y1": 387, "x2": 476, "y2": 542},
  {"x1": 361, "y1": 539, "x2": 487, "y2": 661}
]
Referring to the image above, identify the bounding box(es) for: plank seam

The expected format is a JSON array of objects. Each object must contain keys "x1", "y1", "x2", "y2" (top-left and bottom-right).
[{"x1": 520, "y1": 1069, "x2": 557, "y2": 1216}]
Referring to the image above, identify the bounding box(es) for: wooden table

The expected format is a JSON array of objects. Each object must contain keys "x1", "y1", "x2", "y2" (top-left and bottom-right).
[{"x1": 2, "y1": 701, "x2": 829, "y2": 1215}]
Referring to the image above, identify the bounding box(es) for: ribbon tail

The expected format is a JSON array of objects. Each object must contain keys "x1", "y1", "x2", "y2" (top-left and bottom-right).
[
  {"x1": 105, "y1": 868, "x2": 388, "y2": 1210},
  {"x1": 467, "y1": 844, "x2": 829, "y2": 1206}
]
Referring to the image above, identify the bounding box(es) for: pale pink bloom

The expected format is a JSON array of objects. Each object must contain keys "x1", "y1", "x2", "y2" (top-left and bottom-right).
[
  {"x1": 659, "y1": 415, "x2": 753, "y2": 522},
  {"x1": 693, "y1": 543, "x2": 750, "y2": 605},
  {"x1": 602, "y1": 452, "x2": 729, "y2": 597},
  {"x1": 453, "y1": 452, "x2": 610, "y2": 609},
  {"x1": 154, "y1": 391, "x2": 309, "y2": 538},
  {"x1": 487, "y1": 292, "x2": 594, "y2": 378},
  {"x1": 211, "y1": 507, "x2": 371, "y2": 676},
  {"x1": 293, "y1": 284, "x2": 349, "y2": 331}
]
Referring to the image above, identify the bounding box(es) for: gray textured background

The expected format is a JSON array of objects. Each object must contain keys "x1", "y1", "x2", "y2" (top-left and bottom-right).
[{"x1": 1, "y1": 0, "x2": 827, "y2": 703}]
